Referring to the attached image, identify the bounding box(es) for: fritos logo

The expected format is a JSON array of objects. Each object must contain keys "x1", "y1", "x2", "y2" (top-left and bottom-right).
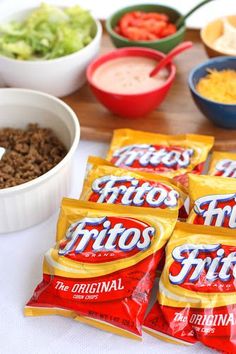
[
  {"x1": 89, "y1": 175, "x2": 179, "y2": 208},
  {"x1": 169, "y1": 243, "x2": 236, "y2": 292},
  {"x1": 59, "y1": 216, "x2": 155, "y2": 263},
  {"x1": 111, "y1": 144, "x2": 194, "y2": 172},
  {"x1": 193, "y1": 194, "x2": 236, "y2": 228},
  {"x1": 215, "y1": 159, "x2": 236, "y2": 178}
]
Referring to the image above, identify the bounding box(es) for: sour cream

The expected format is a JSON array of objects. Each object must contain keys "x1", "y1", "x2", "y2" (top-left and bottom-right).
[
  {"x1": 92, "y1": 57, "x2": 169, "y2": 94},
  {"x1": 214, "y1": 17, "x2": 236, "y2": 55}
]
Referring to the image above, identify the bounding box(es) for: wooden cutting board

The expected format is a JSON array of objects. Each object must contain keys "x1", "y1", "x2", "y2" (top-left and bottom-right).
[{"x1": 63, "y1": 29, "x2": 236, "y2": 150}]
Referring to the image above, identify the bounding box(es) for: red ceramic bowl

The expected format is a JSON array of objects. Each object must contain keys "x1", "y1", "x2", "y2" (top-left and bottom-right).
[{"x1": 87, "y1": 47, "x2": 176, "y2": 118}]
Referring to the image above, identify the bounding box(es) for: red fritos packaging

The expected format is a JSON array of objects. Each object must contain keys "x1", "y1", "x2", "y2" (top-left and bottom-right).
[
  {"x1": 208, "y1": 151, "x2": 236, "y2": 178},
  {"x1": 80, "y1": 156, "x2": 188, "y2": 218},
  {"x1": 25, "y1": 199, "x2": 177, "y2": 340},
  {"x1": 106, "y1": 129, "x2": 214, "y2": 187},
  {"x1": 187, "y1": 174, "x2": 236, "y2": 228},
  {"x1": 144, "y1": 222, "x2": 236, "y2": 353}
]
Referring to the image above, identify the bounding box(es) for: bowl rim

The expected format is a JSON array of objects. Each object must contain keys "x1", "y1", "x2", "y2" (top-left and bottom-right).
[
  {"x1": 105, "y1": 3, "x2": 186, "y2": 45},
  {"x1": 200, "y1": 15, "x2": 236, "y2": 56},
  {"x1": 87, "y1": 46, "x2": 176, "y2": 97},
  {"x1": 0, "y1": 88, "x2": 80, "y2": 195},
  {"x1": 188, "y1": 56, "x2": 236, "y2": 107},
  {"x1": 0, "y1": 7, "x2": 102, "y2": 64}
]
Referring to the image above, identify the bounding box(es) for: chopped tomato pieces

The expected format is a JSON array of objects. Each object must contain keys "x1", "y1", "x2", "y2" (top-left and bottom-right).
[
  {"x1": 115, "y1": 11, "x2": 177, "y2": 41},
  {"x1": 159, "y1": 23, "x2": 177, "y2": 38}
]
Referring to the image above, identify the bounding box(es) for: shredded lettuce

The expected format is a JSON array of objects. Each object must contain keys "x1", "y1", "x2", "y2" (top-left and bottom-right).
[{"x1": 0, "y1": 3, "x2": 96, "y2": 60}]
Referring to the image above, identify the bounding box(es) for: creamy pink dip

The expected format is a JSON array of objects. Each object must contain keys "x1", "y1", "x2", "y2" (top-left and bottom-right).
[{"x1": 92, "y1": 57, "x2": 169, "y2": 94}]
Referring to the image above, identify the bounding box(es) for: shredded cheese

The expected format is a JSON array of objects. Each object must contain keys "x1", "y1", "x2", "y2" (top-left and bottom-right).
[{"x1": 196, "y1": 69, "x2": 236, "y2": 104}]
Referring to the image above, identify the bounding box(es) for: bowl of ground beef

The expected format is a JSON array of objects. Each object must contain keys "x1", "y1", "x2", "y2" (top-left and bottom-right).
[{"x1": 0, "y1": 88, "x2": 80, "y2": 233}]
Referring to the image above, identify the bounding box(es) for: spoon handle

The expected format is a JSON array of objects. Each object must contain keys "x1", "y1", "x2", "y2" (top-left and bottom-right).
[
  {"x1": 176, "y1": 0, "x2": 215, "y2": 29},
  {"x1": 150, "y1": 41, "x2": 193, "y2": 77}
]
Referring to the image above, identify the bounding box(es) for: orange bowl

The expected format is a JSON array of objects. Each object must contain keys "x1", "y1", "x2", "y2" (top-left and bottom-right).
[{"x1": 201, "y1": 15, "x2": 236, "y2": 58}]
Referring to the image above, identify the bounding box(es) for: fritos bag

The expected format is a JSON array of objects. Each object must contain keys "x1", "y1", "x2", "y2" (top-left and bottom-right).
[
  {"x1": 144, "y1": 222, "x2": 236, "y2": 353},
  {"x1": 80, "y1": 156, "x2": 188, "y2": 218},
  {"x1": 106, "y1": 129, "x2": 214, "y2": 187},
  {"x1": 187, "y1": 174, "x2": 236, "y2": 228},
  {"x1": 209, "y1": 151, "x2": 236, "y2": 178},
  {"x1": 25, "y1": 199, "x2": 177, "y2": 340}
]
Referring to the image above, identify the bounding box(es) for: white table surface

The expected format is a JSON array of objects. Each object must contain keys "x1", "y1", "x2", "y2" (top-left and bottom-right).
[{"x1": 0, "y1": 1, "x2": 232, "y2": 353}]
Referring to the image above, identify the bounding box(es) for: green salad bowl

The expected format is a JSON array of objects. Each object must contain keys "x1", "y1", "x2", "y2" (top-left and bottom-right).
[{"x1": 106, "y1": 4, "x2": 186, "y2": 53}]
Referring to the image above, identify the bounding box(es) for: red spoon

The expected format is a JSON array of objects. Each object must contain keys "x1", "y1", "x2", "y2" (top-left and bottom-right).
[{"x1": 149, "y1": 41, "x2": 193, "y2": 77}]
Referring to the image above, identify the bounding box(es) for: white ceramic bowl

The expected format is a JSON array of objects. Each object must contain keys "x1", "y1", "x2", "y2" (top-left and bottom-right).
[
  {"x1": 0, "y1": 8, "x2": 102, "y2": 97},
  {"x1": 0, "y1": 88, "x2": 80, "y2": 233}
]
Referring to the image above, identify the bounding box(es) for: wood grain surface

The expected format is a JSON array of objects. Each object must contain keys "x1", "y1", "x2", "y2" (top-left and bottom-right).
[{"x1": 63, "y1": 30, "x2": 236, "y2": 150}]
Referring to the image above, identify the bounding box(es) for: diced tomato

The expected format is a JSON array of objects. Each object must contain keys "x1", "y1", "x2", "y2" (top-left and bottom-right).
[
  {"x1": 159, "y1": 23, "x2": 177, "y2": 38},
  {"x1": 129, "y1": 18, "x2": 145, "y2": 27},
  {"x1": 132, "y1": 11, "x2": 143, "y2": 19},
  {"x1": 138, "y1": 19, "x2": 167, "y2": 37},
  {"x1": 119, "y1": 13, "x2": 134, "y2": 33},
  {"x1": 141, "y1": 12, "x2": 169, "y2": 22},
  {"x1": 115, "y1": 11, "x2": 177, "y2": 41},
  {"x1": 145, "y1": 32, "x2": 158, "y2": 40},
  {"x1": 123, "y1": 27, "x2": 151, "y2": 41}
]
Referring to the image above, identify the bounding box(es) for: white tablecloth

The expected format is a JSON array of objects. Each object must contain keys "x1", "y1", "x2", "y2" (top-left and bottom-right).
[{"x1": 1, "y1": 140, "x2": 214, "y2": 354}]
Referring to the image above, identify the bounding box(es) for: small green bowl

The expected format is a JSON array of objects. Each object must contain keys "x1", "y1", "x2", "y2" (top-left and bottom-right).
[{"x1": 106, "y1": 4, "x2": 186, "y2": 53}]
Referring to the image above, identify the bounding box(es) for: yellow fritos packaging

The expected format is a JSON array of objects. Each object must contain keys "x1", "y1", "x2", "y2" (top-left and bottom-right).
[
  {"x1": 25, "y1": 199, "x2": 177, "y2": 340},
  {"x1": 144, "y1": 222, "x2": 236, "y2": 353},
  {"x1": 106, "y1": 129, "x2": 214, "y2": 187},
  {"x1": 187, "y1": 174, "x2": 236, "y2": 228},
  {"x1": 80, "y1": 156, "x2": 188, "y2": 217},
  {"x1": 208, "y1": 151, "x2": 236, "y2": 178}
]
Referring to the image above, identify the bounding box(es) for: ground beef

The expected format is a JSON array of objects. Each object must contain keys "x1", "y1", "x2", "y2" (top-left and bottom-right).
[{"x1": 0, "y1": 123, "x2": 67, "y2": 189}]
